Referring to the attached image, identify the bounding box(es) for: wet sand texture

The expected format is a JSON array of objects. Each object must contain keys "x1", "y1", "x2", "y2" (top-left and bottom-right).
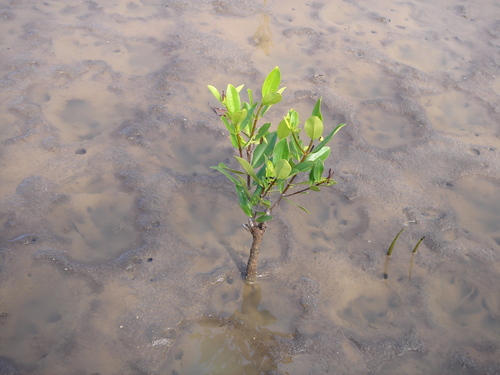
[{"x1": 1, "y1": 1, "x2": 499, "y2": 374}]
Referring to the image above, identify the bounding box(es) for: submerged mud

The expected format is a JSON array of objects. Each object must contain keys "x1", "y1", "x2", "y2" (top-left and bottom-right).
[{"x1": 1, "y1": 0, "x2": 499, "y2": 374}]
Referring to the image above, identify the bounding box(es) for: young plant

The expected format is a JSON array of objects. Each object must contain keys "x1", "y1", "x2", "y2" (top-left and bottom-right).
[{"x1": 208, "y1": 66, "x2": 345, "y2": 283}]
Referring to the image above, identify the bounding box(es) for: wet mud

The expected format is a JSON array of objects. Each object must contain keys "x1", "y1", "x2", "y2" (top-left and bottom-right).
[{"x1": 1, "y1": 0, "x2": 499, "y2": 374}]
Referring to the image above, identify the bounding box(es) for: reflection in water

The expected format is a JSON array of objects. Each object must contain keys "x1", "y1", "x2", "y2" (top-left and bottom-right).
[
  {"x1": 253, "y1": 1, "x2": 273, "y2": 55},
  {"x1": 180, "y1": 284, "x2": 292, "y2": 374}
]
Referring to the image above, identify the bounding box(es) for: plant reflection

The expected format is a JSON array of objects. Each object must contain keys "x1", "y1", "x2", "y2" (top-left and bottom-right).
[
  {"x1": 253, "y1": 0, "x2": 273, "y2": 55},
  {"x1": 192, "y1": 283, "x2": 292, "y2": 374}
]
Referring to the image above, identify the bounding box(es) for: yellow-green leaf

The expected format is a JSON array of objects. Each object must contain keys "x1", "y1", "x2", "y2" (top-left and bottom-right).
[
  {"x1": 277, "y1": 119, "x2": 291, "y2": 139},
  {"x1": 235, "y1": 156, "x2": 261, "y2": 184},
  {"x1": 225, "y1": 84, "x2": 241, "y2": 114},
  {"x1": 262, "y1": 92, "x2": 282, "y2": 105},
  {"x1": 305, "y1": 116, "x2": 323, "y2": 140},
  {"x1": 207, "y1": 85, "x2": 221, "y2": 102},
  {"x1": 275, "y1": 159, "x2": 291, "y2": 180},
  {"x1": 256, "y1": 215, "x2": 273, "y2": 223},
  {"x1": 262, "y1": 66, "x2": 281, "y2": 97}
]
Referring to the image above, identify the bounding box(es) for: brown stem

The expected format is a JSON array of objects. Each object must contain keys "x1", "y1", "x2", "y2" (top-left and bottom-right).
[
  {"x1": 245, "y1": 221, "x2": 266, "y2": 284},
  {"x1": 283, "y1": 178, "x2": 332, "y2": 198},
  {"x1": 236, "y1": 134, "x2": 243, "y2": 158},
  {"x1": 261, "y1": 177, "x2": 276, "y2": 198}
]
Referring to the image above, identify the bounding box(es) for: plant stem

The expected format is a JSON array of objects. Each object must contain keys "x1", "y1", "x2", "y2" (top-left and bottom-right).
[
  {"x1": 283, "y1": 182, "x2": 323, "y2": 197},
  {"x1": 249, "y1": 103, "x2": 264, "y2": 138},
  {"x1": 236, "y1": 134, "x2": 243, "y2": 158},
  {"x1": 245, "y1": 221, "x2": 266, "y2": 284},
  {"x1": 292, "y1": 132, "x2": 306, "y2": 154},
  {"x1": 261, "y1": 177, "x2": 276, "y2": 198}
]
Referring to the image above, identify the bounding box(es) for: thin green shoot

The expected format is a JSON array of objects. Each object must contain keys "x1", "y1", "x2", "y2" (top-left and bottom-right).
[
  {"x1": 386, "y1": 228, "x2": 405, "y2": 256},
  {"x1": 408, "y1": 236, "x2": 425, "y2": 281},
  {"x1": 412, "y1": 236, "x2": 425, "y2": 253}
]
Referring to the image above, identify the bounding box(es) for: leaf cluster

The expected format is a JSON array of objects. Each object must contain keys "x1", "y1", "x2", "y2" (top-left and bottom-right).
[{"x1": 208, "y1": 67, "x2": 345, "y2": 223}]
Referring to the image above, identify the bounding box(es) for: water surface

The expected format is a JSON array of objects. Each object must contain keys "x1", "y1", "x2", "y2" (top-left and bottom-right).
[{"x1": 1, "y1": 0, "x2": 499, "y2": 374}]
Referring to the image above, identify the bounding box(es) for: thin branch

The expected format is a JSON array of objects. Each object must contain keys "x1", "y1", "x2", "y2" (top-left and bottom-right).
[
  {"x1": 283, "y1": 186, "x2": 310, "y2": 197},
  {"x1": 261, "y1": 178, "x2": 276, "y2": 198},
  {"x1": 292, "y1": 132, "x2": 306, "y2": 154},
  {"x1": 283, "y1": 177, "x2": 333, "y2": 198},
  {"x1": 249, "y1": 102, "x2": 264, "y2": 139},
  {"x1": 236, "y1": 133, "x2": 243, "y2": 158}
]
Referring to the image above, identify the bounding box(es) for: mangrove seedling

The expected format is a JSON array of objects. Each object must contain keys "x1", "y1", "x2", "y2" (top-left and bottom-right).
[
  {"x1": 386, "y1": 228, "x2": 405, "y2": 257},
  {"x1": 383, "y1": 227, "x2": 405, "y2": 280},
  {"x1": 408, "y1": 236, "x2": 425, "y2": 281},
  {"x1": 208, "y1": 66, "x2": 345, "y2": 283}
]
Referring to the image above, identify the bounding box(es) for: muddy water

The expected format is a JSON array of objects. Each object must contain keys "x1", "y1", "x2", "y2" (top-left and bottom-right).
[{"x1": 0, "y1": 0, "x2": 499, "y2": 374}]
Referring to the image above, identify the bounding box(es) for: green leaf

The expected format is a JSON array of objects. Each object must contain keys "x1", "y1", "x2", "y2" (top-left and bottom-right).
[
  {"x1": 274, "y1": 159, "x2": 291, "y2": 180},
  {"x1": 262, "y1": 92, "x2": 282, "y2": 105},
  {"x1": 289, "y1": 109, "x2": 299, "y2": 129},
  {"x1": 251, "y1": 184, "x2": 263, "y2": 203},
  {"x1": 251, "y1": 131, "x2": 277, "y2": 168},
  {"x1": 325, "y1": 178, "x2": 337, "y2": 186},
  {"x1": 277, "y1": 179, "x2": 286, "y2": 193},
  {"x1": 305, "y1": 116, "x2": 323, "y2": 139},
  {"x1": 254, "y1": 122, "x2": 271, "y2": 142},
  {"x1": 235, "y1": 156, "x2": 261, "y2": 185},
  {"x1": 235, "y1": 185, "x2": 253, "y2": 217},
  {"x1": 312, "y1": 123, "x2": 346, "y2": 154},
  {"x1": 309, "y1": 185, "x2": 321, "y2": 191},
  {"x1": 289, "y1": 136, "x2": 304, "y2": 160},
  {"x1": 291, "y1": 161, "x2": 314, "y2": 173},
  {"x1": 252, "y1": 142, "x2": 268, "y2": 168},
  {"x1": 283, "y1": 197, "x2": 310, "y2": 214},
  {"x1": 247, "y1": 88, "x2": 254, "y2": 105},
  {"x1": 230, "y1": 108, "x2": 247, "y2": 125},
  {"x1": 256, "y1": 163, "x2": 267, "y2": 182},
  {"x1": 220, "y1": 165, "x2": 248, "y2": 176},
  {"x1": 265, "y1": 160, "x2": 275, "y2": 178},
  {"x1": 306, "y1": 147, "x2": 330, "y2": 162},
  {"x1": 221, "y1": 116, "x2": 235, "y2": 134},
  {"x1": 261, "y1": 199, "x2": 271, "y2": 208},
  {"x1": 277, "y1": 119, "x2": 292, "y2": 140},
  {"x1": 273, "y1": 138, "x2": 289, "y2": 162},
  {"x1": 207, "y1": 85, "x2": 221, "y2": 102},
  {"x1": 235, "y1": 84, "x2": 244, "y2": 92},
  {"x1": 235, "y1": 174, "x2": 248, "y2": 188},
  {"x1": 309, "y1": 159, "x2": 324, "y2": 183},
  {"x1": 211, "y1": 164, "x2": 238, "y2": 184},
  {"x1": 256, "y1": 215, "x2": 273, "y2": 223},
  {"x1": 311, "y1": 98, "x2": 323, "y2": 121},
  {"x1": 225, "y1": 84, "x2": 241, "y2": 114},
  {"x1": 240, "y1": 103, "x2": 257, "y2": 133},
  {"x1": 261, "y1": 66, "x2": 281, "y2": 97},
  {"x1": 229, "y1": 133, "x2": 239, "y2": 149}
]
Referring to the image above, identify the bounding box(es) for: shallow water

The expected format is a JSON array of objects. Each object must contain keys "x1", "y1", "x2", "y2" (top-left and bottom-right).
[{"x1": 1, "y1": 0, "x2": 499, "y2": 374}]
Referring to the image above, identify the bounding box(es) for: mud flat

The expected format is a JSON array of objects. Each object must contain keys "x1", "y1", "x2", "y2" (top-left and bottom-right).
[{"x1": 0, "y1": 1, "x2": 499, "y2": 374}]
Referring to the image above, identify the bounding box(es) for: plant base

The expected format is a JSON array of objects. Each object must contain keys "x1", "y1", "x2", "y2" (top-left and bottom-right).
[{"x1": 244, "y1": 222, "x2": 266, "y2": 284}]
